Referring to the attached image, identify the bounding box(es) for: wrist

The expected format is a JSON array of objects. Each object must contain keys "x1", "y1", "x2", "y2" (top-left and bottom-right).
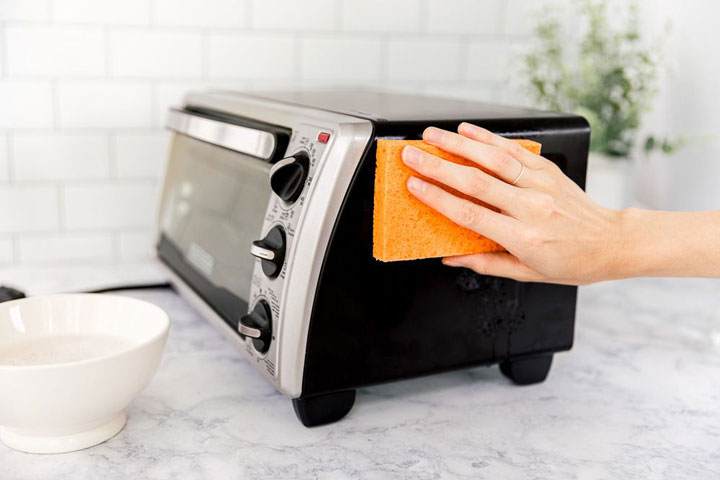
[
  {"x1": 594, "y1": 207, "x2": 720, "y2": 281},
  {"x1": 611, "y1": 207, "x2": 680, "y2": 279},
  {"x1": 603, "y1": 207, "x2": 647, "y2": 281}
]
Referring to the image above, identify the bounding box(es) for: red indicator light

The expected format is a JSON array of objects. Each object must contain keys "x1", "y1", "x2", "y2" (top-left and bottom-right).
[{"x1": 317, "y1": 132, "x2": 331, "y2": 144}]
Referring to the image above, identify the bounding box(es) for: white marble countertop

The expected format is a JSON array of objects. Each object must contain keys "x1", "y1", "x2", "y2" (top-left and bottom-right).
[{"x1": 1, "y1": 267, "x2": 720, "y2": 479}]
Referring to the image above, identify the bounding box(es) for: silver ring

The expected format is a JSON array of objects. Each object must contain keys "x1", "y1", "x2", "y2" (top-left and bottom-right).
[{"x1": 511, "y1": 162, "x2": 525, "y2": 186}]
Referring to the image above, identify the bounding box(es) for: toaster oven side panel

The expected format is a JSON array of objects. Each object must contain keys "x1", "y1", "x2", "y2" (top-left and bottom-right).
[{"x1": 300, "y1": 117, "x2": 589, "y2": 397}]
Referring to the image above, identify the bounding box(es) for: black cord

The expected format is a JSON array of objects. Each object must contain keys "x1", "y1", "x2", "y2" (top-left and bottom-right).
[
  {"x1": 85, "y1": 282, "x2": 173, "y2": 294},
  {"x1": 0, "y1": 282, "x2": 173, "y2": 304},
  {"x1": 85, "y1": 283, "x2": 172, "y2": 294}
]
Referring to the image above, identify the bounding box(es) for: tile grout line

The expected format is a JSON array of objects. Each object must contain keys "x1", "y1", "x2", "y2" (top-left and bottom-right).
[
  {"x1": 11, "y1": 232, "x2": 19, "y2": 264},
  {"x1": 420, "y1": 0, "x2": 430, "y2": 33},
  {"x1": 46, "y1": 0, "x2": 54, "y2": 23},
  {"x1": 0, "y1": 17, "x2": 535, "y2": 39},
  {"x1": 0, "y1": 127, "x2": 169, "y2": 134},
  {"x1": 107, "y1": 132, "x2": 118, "y2": 179},
  {"x1": 4, "y1": 130, "x2": 10, "y2": 182},
  {"x1": 294, "y1": 32, "x2": 302, "y2": 81},
  {"x1": 245, "y1": 0, "x2": 253, "y2": 29},
  {"x1": 148, "y1": 0, "x2": 157, "y2": 27},
  {"x1": 336, "y1": 0, "x2": 344, "y2": 31},
  {"x1": 458, "y1": 36, "x2": 470, "y2": 83},
  {"x1": 112, "y1": 232, "x2": 121, "y2": 263},
  {"x1": 0, "y1": 20, "x2": 6, "y2": 78},
  {"x1": 201, "y1": 30, "x2": 209, "y2": 80},
  {"x1": 379, "y1": 34, "x2": 389, "y2": 87},
  {"x1": 11, "y1": 226, "x2": 154, "y2": 238},
  {"x1": 498, "y1": 0, "x2": 509, "y2": 36},
  {"x1": 2, "y1": 177, "x2": 159, "y2": 187},
  {"x1": 150, "y1": 81, "x2": 160, "y2": 127},
  {"x1": 497, "y1": 0, "x2": 511, "y2": 101},
  {"x1": 51, "y1": 78, "x2": 60, "y2": 130},
  {"x1": 57, "y1": 183, "x2": 65, "y2": 232},
  {"x1": 104, "y1": 26, "x2": 111, "y2": 78},
  {"x1": 6, "y1": 133, "x2": 14, "y2": 183}
]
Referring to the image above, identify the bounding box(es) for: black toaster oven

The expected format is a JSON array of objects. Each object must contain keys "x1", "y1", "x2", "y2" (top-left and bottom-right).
[{"x1": 157, "y1": 90, "x2": 590, "y2": 427}]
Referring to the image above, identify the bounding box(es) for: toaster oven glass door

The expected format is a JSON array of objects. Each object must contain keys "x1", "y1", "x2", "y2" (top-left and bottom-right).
[{"x1": 158, "y1": 133, "x2": 272, "y2": 311}]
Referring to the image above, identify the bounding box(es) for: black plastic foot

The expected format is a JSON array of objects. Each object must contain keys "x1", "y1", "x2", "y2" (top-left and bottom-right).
[
  {"x1": 292, "y1": 390, "x2": 356, "y2": 427},
  {"x1": 500, "y1": 354, "x2": 553, "y2": 385}
]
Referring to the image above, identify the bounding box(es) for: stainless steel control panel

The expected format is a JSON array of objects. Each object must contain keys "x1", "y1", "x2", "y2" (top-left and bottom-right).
[
  {"x1": 160, "y1": 90, "x2": 374, "y2": 398},
  {"x1": 243, "y1": 123, "x2": 334, "y2": 381}
]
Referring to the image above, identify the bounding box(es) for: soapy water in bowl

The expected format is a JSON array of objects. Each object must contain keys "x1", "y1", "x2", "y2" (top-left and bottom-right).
[{"x1": 0, "y1": 334, "x2": 133, "y2": 366}]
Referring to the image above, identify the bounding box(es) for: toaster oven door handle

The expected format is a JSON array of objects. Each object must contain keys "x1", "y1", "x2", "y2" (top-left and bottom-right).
[{"x1": 166, "y1": 109, "x2": 276, "y2": 159}]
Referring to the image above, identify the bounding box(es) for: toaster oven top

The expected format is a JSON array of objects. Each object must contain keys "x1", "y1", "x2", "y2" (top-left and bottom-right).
[{"x1": 223, "y1": 89, "x2": 572, "y2": 122}]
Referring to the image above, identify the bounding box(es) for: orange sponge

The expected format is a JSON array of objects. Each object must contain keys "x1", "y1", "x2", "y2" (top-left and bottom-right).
[{"x1": 373, "y1": 138, "x2": 541, "y2": 262}]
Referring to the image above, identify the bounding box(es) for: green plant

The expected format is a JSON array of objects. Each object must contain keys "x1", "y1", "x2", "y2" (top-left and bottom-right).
[{"x1": 522, "y1": 0, "x2": 679, "y2": 158}]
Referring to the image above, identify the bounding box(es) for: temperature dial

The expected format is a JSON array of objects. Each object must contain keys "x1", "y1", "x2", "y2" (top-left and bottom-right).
[
  {"x1": 238, "y1": 300, "x2": 272, "y2": 354},
  {"x1": 269, "y1": 151, "x2": 310, "y2": 203},
  {"x1": 250, "y1": 225, "x2": 286, "y2": 278}
]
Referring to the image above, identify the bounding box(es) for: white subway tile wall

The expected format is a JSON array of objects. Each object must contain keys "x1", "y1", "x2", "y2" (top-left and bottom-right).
[
  {"x1": 109, "y1": 31, "x2": 204, "y2": 78},
  {"x1": 12, "y1": 133, "x2": 110, "y2": 181},
  {"x1": 154, "y1": 0, "x2": 246, "y2": 28},
  {"x1": 0, "y1": 185, "x2": 59, "y2": 233},
  {"x1": 208, "y1": 33, "x2": 296, "y2": 79},
  {"x1": 63, "y1": 183, "x2": 157, "y2": 230},
  {"x1": 0, "y1": 237, "x2": 11, "y2": 264},
  {"x1": 300, "y1": 37, "x2": 383, "y2": 82},
  {"x1": 341, "y1": 0, "x2": 422, "y2": 33},
  {"x1": 0, "y1": 0, "x2": 551, "y2": 266},
  {"x1": 5, "y1": 26, "x2": 105, "y2": 76},
  {"x1": 17, "y1": 233, "x2": 114, "y2": 264},
  {"x1": 427, "y1": 0, "x2": 504, "y2": 35},
  {"x1": 1, "y1": 1, "x2": 51, "y2": 22},
  {"x1": 251, "y1": 0, "x2": 337, "y2": 31},
  {"x1": 57, "y1": 81, "x2": 154, "y2": 128},
  {"x1": 387, "y1": 39, "x2": 463, "y2": 82},
  {"x1": 118, "y1": 230, "x2": 157, "y2": 261},
  {"x1": 52, "y1": 0, "x2": 151, "y2": 25},
  {"x1": 0, "y1": 80, "x2": 54, "y2": 128}
]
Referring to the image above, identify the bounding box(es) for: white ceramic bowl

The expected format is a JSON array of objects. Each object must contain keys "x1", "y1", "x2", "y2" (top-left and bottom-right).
[{"x1": 0, "y1": 294, "x2": 169, "y2": 454}]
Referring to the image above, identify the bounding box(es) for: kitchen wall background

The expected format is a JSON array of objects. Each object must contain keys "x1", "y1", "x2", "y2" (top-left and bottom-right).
[
  {"x1": 0, "y1": 0, "x2": 543, "y2": 268},
  {"x1": 0, "y1": 0, "x2": 717, "y2": 269}
]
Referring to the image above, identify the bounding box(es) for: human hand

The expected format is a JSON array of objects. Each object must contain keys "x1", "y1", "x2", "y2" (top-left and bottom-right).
[{"x1": 402, "y1": 123, "x2": 622, "y2": 285}]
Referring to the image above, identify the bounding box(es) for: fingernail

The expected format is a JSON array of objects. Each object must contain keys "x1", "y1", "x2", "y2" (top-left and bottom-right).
[
  {"x1": 458, "y1": 122, "x2": 476, "y2": 135},
  {"x1": 442, "y1": 257, "x2": 461, "y2": 267},
  {"x1": 407, "y1": 176, "x2": 427, "y2": 194},
  {"x1": 402, "y1": 146, "x2": 421, "y2": 167},
  {"x1": 423, "y1": 127, "x2": 444, "y2": 145}
]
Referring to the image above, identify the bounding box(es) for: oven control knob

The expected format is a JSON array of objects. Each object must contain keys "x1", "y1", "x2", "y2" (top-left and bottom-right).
[
  {"x1": 250, "y1": 225, "x2": 285, "y2": 278},
  {"x1": 238, "y1": 300, "x2": 272, "y2": 354},
  {"x1": 269, "y1": 151, "x2": 310, "y2": 203}
]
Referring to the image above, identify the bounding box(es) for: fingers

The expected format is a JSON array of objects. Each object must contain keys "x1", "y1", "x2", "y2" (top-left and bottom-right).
[
  {"x1": 407, "y1": 176, "x2": 519, "y2": 247},
  {"x1": 402, "y1": 146, "x2": 521, "y2": 214},
  {"x1": 423, "y1": 126, "x2": 527, "y2": 185},
  {"x1": 456, "y1": 123, "x2": 549, "y2": 170},
  {"x1": 442, "y1": 252, "x2": 543, "y2": 283}
]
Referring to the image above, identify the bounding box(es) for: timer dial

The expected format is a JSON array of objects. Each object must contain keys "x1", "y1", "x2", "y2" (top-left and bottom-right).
[
  {"x1": 269, "y1": 151, "x2": 310, "y2": 203},
  {"x1": 250, "y1": 225, "x2": 286, "y2": 279},
  {"x1": 238, "y1": 300, "x2": 272, "y2": 354}
]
